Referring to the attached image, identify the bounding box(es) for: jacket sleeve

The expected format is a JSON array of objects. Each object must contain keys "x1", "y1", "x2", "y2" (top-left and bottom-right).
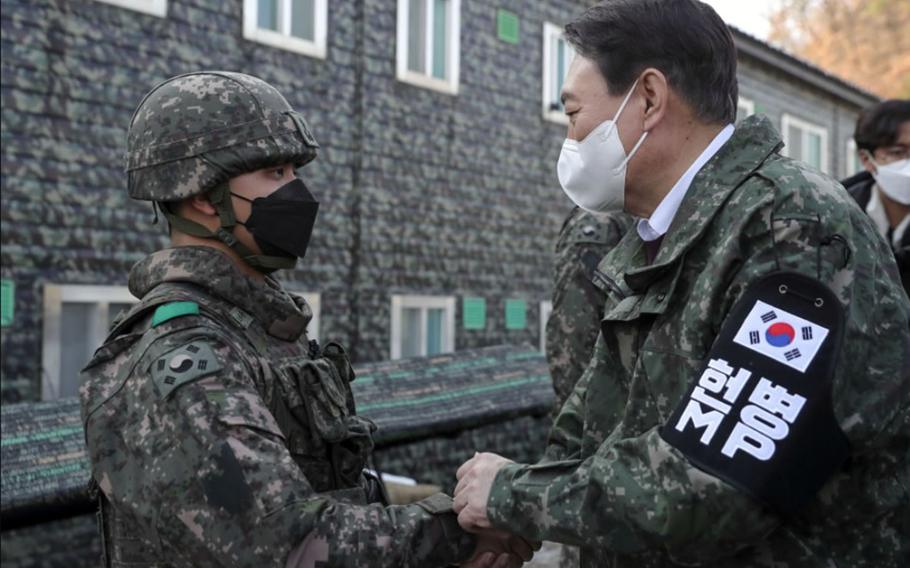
[
  {"x1": 541, "y1": 332, "x2": 627, "y2": 464},
  {"x1": 122, "y1": 331, "x2": 475, "y2": 568},
  {"x1": 486, "y1": 195, "x2": 910, "y2": 564}
]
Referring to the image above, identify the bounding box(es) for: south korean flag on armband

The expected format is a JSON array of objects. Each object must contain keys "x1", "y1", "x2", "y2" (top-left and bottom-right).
[{"x1": 732, "y1": 301, "x2": 829, "y2": 373}]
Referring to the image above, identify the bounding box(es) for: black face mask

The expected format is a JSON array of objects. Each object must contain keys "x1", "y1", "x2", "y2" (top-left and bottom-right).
[{"x1": 233, "y1": 178, "x2": 320, "y2": 260}]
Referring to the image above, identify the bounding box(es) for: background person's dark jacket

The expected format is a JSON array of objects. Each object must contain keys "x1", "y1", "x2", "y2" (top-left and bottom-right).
[{"x1": 842, "y1": 170, "x2": 910, "y2": 296}]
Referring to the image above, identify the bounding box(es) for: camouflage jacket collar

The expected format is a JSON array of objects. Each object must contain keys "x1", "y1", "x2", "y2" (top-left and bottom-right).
[
  {"x1": 128, "y1": 246, "x2": 310, "y2": 341},
  {"x1": 600, "y1": 115, "x2": 782, "y2": 293}
]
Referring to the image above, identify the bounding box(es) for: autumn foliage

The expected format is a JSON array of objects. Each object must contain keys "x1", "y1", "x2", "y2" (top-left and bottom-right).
[{"x1": 768, "y1": 0, "x2": 910, "y2": 99}]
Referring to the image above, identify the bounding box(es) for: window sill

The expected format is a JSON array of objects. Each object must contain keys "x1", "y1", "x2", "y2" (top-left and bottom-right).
[
  {"x1": 243, "y1": 28, "x2": 327, "y2": 59},
  {"x1": 543, "y1": 110, "x2": 569, "y2": 125},
  {"x1": 93, "y1": 0, "x2": 167, "y2": 17},
  {"x1": 396, "y1": 71, "x2": 459, "y2": 95}
]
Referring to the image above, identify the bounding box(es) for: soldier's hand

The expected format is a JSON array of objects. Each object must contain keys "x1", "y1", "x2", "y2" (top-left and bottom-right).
[
  {"x1": 454, "y1": 452, "x2": 513, "y2": 532},
  {"x1": 461, "y1": 530, "x2": 538, "y2": 567}
]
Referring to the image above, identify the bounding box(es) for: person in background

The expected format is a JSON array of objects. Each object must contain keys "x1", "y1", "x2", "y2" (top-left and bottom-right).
[
  {"x1": 546, "y1": 206, "x2": 631, "y2": 413},
  {"x1": 842, "y1": 99, "x2": 910, "y2": 295},
  {"x1": 544, "y1": 206, "x2": 631, "y2": 568}
]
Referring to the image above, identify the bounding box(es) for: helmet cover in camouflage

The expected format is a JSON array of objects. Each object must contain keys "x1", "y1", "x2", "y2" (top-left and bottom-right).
[{"x1": 127, "y1": 71, "x2": 319, "y2": 201}]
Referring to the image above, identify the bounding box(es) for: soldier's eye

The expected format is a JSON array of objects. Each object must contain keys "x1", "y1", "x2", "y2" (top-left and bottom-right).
[{"x1": 271, "y1": 167, "x2": 285, "y2": 178}]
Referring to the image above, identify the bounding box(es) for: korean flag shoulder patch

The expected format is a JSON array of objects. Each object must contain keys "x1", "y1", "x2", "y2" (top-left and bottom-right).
[
  {"x1": 151, "y1": 340, "x2": 223, "y2": 400},
  {"x1": 660, "y1": 272, "x2": 850, "y2": 515}
]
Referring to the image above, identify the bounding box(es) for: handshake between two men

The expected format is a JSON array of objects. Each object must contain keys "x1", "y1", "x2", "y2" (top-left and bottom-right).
[{"x1": 453, "y1": 453, "x2": 534, "y2": 568}]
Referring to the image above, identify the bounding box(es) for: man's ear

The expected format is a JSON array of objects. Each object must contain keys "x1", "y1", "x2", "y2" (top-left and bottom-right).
[
  {"x1": 639, "y1": 68, "x2": 668, "y2": 132},
  {"x1": 187, "y1": 193, "x2": 218, "y2": 216}
]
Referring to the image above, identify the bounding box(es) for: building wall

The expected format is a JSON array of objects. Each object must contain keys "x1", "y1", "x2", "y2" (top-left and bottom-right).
[
  {"x1": 737, "y1": 54, "x2": 869, "y2": 179},
  {"x1": 353, "y1": 0, "x2": 582, "y2": 362}
]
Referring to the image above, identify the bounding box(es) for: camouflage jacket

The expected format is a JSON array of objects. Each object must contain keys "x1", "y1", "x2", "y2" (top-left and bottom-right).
[
  {"x1": 79, "y1": 246, "x2": 474, "y2": 567},
  {"x1": 486, "y1": 116, "x2": 910, "y2": 567},
  {"x1": 547, "y1": 207, "x2": 632, "y2": 411}
]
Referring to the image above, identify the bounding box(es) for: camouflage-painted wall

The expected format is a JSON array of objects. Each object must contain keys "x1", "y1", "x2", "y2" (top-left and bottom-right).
[
  {"x1": 0, "y1": 0, "x2": 583, "y2": 402},
  {"x1": 352, "y1": 0, "x2": 585, "y2": 362}
]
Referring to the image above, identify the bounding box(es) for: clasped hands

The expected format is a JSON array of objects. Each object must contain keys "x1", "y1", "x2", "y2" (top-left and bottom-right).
[{"x1": 454, "y1": 452, "x2": 539, "y2": 568}]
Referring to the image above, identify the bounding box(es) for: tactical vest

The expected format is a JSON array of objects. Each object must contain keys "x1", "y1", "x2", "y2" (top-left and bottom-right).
[{"x1": 81, "y1": 282, "x2": 384, "y2": 567}]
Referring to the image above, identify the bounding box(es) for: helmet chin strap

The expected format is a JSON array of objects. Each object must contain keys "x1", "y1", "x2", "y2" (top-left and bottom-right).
[{"x1": 158, "y1": 182, "x2": 297, "y2": 274}]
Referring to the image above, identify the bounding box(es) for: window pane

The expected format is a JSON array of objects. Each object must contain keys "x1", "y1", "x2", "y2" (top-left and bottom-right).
[
  {"x1": 291, "y1": 0, "x2": 315, "y2": 40},
  {"x1": 850, "y1": 150, "x2": 862, "y2": 175},
  {"x1": 431, "y1": 0, "x2": 447, "y2": 79},
  {"x1": 808, "y1": 132, "x2": 822, "y2": 169},
  {"x1": 401, "y1": 307, "x2": 422, "y2": 358},
  {"x1": 555, "y1": 39, "x2": 566, "y2": 110},
  {"x1": 107, "y1": 302, "x2": 133, "y2": 328},
  {"x1": 787, "y1": 125, "x2": 803, "y2": 161},
  {"x1": 426, "y1": 308, "x2": 444, "y2": 355},
  {"x1": 60, "y1": 303, "x2": 93, "y2": 399},
  {"x1": 258, "y1": 0, "x2": 279, "y2": 31},
  {"x1": 407, "y1": 0, "x2": 427, "y2": 73}
]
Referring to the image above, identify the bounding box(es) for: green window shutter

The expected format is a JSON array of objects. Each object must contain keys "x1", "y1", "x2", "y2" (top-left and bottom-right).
[
  {"x1": 1, "y1": 280, "x2": 14, "y2": 327},
  {"x1": 505, "y1": 299, "x2": 527, "y2": 330},
  {"x1": 497, "y1": 9, "x2": 519, "y2": 44},
  {"x1": 463, "y1": 297, "x2": 486, "y2": 330}
]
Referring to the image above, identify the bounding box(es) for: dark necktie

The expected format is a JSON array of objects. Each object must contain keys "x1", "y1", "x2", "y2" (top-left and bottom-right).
[{"x1": 644, "y1": 236, "x2": 664, "y2": 265}]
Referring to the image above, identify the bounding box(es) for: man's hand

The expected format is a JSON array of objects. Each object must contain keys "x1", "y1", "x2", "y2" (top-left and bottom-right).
[
  {"x1": 454, "y1": 452, "x2": 513, "y2": 532},
  {"x1": 461, "y1": 529, "x2": 538, "y2": 568}
]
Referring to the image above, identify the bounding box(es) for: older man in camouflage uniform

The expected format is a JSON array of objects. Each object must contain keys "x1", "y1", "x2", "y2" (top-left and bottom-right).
[
  {"x1": 546, "y1": 207, "x2": 631, "y2": 412},
  {"x1": 79, "y1": 72, "x2": 532, "y2": 568},
  {"x1": 454, "y1": 2, "x2": 909, "y2": 567}
]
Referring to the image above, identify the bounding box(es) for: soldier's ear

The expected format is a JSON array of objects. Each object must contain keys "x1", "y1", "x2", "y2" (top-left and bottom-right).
[{"x1": 186, "y1": 194, "x2": 218, "y2": 217}]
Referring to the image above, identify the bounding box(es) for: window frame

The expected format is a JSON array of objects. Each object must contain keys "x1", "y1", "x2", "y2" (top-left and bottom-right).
[
  {"x1": 41, "y1": 284, "x2": 138, "y2": 401},
  {"x1": 390, "y1": 294, "x2": 456, "y2": 359},
  {"x1": 539, "y1": 300, "x2": 553, "y2": 353},
  {"x1": 541, "y1": 22, "x2": 574, "y2": 125},
  {"x1": 243, "y1": 0, "x2": 328, "y2": 59},
  {"x1": 395, "y1": 0, "x2": 461, "y2": 95},
  {"x1": 736, "y1": 96, "x2": 755, "y2": 122},
  {"x1": 92, "y1": 0, "x2": 167, "y2": 17},
  {"x1": 287, "y1": 290, "x2": 321, "y2": 341},
  {"x1": 845, "y1": 138, "x2": 864, "y2": 178},
  {"x1": 781, "y1": 113, "x2": 830, "y2": 174}
]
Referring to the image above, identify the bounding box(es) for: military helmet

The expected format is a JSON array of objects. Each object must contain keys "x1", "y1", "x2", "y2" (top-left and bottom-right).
[{"x1": 126, "y1": 71, "x2": 319, "y2": 201}]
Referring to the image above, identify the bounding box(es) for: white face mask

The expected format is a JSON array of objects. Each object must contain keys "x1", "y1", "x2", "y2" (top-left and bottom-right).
[
  {"x1": 557, "y1": 79, "x2": 648, "y2": 213},
  {"x1": 871, "y1": 157, "x2": 910, "y2": 205}
]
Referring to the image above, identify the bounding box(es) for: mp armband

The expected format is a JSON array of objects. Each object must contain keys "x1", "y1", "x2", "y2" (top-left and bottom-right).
[{"x1": 660, "y1": 272, "x2": 849, "y2": 515}]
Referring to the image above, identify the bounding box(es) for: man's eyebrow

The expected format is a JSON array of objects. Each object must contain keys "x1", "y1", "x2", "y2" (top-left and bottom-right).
[{"x1": 561, "y1": 90, "x2": 576, "y2": 106}]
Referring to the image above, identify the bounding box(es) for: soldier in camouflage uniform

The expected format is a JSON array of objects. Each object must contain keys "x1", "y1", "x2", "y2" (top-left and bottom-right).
[
  {"x1": 453, "y1": 2, "x2": 909, "y2": 567},
  {"x1": 546, "y1": 206, "x2": 631, "y2": 411},
  {"x1": 546, "y1": 208, "x2": 631, "y2": 568},
  {"x1": 79, "y1": 72, "x2": 533, "y2": 568}
]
